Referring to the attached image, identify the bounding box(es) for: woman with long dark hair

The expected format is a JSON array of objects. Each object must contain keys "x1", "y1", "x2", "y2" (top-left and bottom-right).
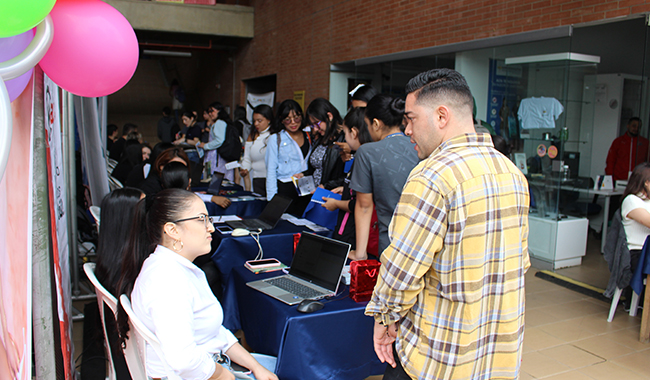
[
  {"x1": 305, "y1": 98, "x2": 346, "y2": 190},
  {"x1": 266, "y1": 99, "x2": 312, "y2": 216},
  {"x1": 349, "y1": 94, "x2": 420, "y2": 260},
  {"x1": 199, "y1": 102, "x2": 235, "y2": 182},
  {"x1": 116, "y1": 189, "x2": 277, "y2": 380},
  {"x1": 241, "y1": 104, "x2": 273, "y2": 196}
]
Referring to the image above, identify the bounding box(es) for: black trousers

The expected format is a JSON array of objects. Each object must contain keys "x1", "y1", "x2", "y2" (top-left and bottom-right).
[{"x1": 383, "y1": 346, "x2": 413, "y2": 380}]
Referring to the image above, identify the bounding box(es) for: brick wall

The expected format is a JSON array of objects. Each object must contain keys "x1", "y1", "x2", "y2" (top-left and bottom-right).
[{"x1": 229, "y1": 0, "x2": 650, "y2": 108}]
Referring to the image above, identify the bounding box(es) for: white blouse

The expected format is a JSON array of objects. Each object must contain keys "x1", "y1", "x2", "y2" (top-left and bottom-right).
[
  {"x1": 131, "y1": 245, "x2": 238, "y2": 379},
  {"x1": 621, "y1": 193, "x2": 650, "y2": 250},
  {"x1": 241, "y1": 128, "x2": 270, "y2": 179}
]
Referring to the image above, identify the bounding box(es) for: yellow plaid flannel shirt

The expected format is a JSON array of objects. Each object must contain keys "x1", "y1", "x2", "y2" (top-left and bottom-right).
[{"x1": 366, "y1": 133, "x2": 530, "y2": 380}]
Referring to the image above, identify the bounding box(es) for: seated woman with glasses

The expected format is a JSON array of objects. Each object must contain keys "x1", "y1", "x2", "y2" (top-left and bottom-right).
[
  {"x1": 305, "y1": 98, "x2": 346, "y2": 191},
  {"x1": 116, "y1": 189, "x2": 277, "y2": 380},
  {"x1": 266, "y1": 99, "x2": 312, "y2": 216}
]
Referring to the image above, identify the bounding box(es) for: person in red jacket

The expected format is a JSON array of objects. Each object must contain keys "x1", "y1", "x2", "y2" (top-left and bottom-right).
[{"x1": 606, "y1": 117, "x2": 649, "y2": 182}]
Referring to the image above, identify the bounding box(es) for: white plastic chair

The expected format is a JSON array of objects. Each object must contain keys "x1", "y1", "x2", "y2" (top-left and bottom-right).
[
  {"x1": 607, "y1": 285, "x2": 642, "y2": 322},
  {"x1": 89, "y1": 206, "x2": 101, "y2": 231},
  {"x1": 83, "y1": 263, "x2": 118, "y2": 380},
  {"x1": 119, "y1": 295, "x2": 180, "y2": 380}
]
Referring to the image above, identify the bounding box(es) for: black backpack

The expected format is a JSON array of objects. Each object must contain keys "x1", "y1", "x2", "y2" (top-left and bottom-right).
[{"x1": 217, "y1": 123, "x2": 243, "y2": 162}]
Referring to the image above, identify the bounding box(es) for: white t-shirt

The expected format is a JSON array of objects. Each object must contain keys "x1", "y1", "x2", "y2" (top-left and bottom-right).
[
  {"x1": 517, "y1": 97, "x2": 564, "y2": 129},
  {"x1": 131, "y1": 245, "x2": 238, "y2": 379},
  {"x1": 621, "y1": 194, "x2": 650, "y2": 250}
]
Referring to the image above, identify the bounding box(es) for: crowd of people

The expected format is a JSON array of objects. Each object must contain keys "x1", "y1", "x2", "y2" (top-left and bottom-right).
[{"x1": 91, "y1": 69, "x2": 539, "y2": 380}]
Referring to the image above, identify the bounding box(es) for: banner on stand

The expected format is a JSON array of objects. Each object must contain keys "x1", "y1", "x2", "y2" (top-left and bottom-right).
[{"x1": 43, "y1": 74, "x2": 73, "y2": 380}]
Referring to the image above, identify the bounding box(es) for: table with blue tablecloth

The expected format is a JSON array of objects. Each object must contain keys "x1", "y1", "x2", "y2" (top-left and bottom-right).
[
  {"x1": 209, "y1": 220, "x2": 331, "y2": 295},
  {"x1": 223, "y1": 265, "x2": 385, "y2": 380}
]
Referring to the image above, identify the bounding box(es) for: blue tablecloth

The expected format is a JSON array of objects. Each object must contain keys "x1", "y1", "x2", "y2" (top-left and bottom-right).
[
  {"x1": 224, "y1": 266, "x2": 385, "y2": 380},
  {"x1": 631, "y1": 236, "x2": 650, "y2": 295},
  {"x1": 205, "y1": 198, "x2": 267, "y2": 217}
]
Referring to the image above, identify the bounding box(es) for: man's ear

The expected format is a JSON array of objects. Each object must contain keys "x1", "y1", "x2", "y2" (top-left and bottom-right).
[{"x1": 436, "y1": 105, "x2": 451, "y2": 129}]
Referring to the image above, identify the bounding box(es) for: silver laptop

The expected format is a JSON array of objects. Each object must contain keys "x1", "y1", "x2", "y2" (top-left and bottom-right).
[
  {"x1": 247, "y1": 232, "x2": 350, "y2": 305},
  {"x1": 226, "y1": 194, "x2": 292, "y2": 231}
]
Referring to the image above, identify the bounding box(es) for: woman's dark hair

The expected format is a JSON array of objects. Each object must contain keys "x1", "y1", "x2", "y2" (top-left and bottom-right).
[
  {"x1": 271, "y1": 99, "x2": 304, "y2": 134},
  {"x1": 250, "y1": 104, "x2": 274, "y2": 141},
  {"x1": 161, "y1": 161, "x2": 191, "y2": 190},
  {"x1": 116, "y1": 189, "x2": 198, "y2": 347},
  {"x1": 491, "y1": 135, "x2": 510, "y2": 157},
  {"x1": 95, "y1": 188, "x2": 144, "y2": 295},
  {"x1": 306, "y1": 98, "x2": 343, "y2": 146},
  {"x1": 344, "y1": 107, "x2": 372, "y2": 145},
  {"x1": 182, "y1": 111, "x2": 196, "y2": 121},
  {"x1": 151, "y1": 142, "x2": 174, "y2": 165},
  {"x1": 234, "y1": 106, "x2": 248, "y2": 123},
  {"x1": 121, "y1": 144, "x2": 144, "y2": 166},
  {"x1": 365, "y1": 94, "x2": 405, "y2": 129},
  {"x1": 623, "y1": 162, "x2": 650, "y2": 200},
  {"x1": 153, "y1": 147, "x2": 189, "y2": 176},
  {"x1": 208, "y1": 101, "x2": 232, "y2": 123},
  {"x1": 350, "y1": 84, "x2": 377, "y2": 104}
]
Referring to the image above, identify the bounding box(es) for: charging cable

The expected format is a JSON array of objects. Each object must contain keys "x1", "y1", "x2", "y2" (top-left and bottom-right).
[{"x1": 251, "y1": 228, "x2": 263, "y2": 260}]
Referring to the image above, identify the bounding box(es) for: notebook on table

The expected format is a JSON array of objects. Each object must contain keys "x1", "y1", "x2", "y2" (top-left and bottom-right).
[
  {"x1": 247, "y1": 232, "x2": 351, "y2": 305},
  {"x1": 226, "y1": 194, "x2": 292, "y2": 231}
]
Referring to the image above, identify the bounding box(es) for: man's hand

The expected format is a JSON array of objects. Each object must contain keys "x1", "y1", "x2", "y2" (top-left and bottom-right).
[
  {"x1": 321, "y1": 197, "x2": 338, "y2": 212},
  {"x1": 373, "y1": 321, "x2": 397, "y2": 368},
  {"x1": 211, "y1": 196, "x2": 232, "y2": 209}
]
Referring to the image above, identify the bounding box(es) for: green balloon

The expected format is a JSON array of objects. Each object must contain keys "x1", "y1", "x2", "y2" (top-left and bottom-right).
[{"x1": 0, "y1": 0, "x2": 56, "y2": 38}]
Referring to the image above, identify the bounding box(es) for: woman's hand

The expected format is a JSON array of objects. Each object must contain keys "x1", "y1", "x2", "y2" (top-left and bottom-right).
[
  {"x1": 240, "y1": 169, "x2": 249, "y2": 177},
  {"x1": 250, "y1": 365, "x2": 278, "y2": 380},
  {"x1": 321, "y1": 197, "x2": 339, "y2": 212},
  {"x1": 331, "y1": 186, "x2": 343, "y2": 195},
  {"x1": 198, "y1": 142, "x2": 205, "y2": 149},
  {"x1": 211, "y1": 196, "x2": 232, "y2": 209},
  {"x1": 293, "y1": 172, "x2": 304, "y2": 179}
]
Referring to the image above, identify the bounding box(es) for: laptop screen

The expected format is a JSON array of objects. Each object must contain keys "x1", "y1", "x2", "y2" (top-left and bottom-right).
[
  {"x1": 258, "y1": 194, "x2": 292, "y2": 226},
  {"x1": 290, "y1": 232, "x2": 350, "y2": 291},
  {"x1": 207, "y1": 172, "x2": 225, "y2": 195}
]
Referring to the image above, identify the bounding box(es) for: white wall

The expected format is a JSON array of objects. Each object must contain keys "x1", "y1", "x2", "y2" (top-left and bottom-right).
[{"x1": 455, "y1": 50, "x2": 492, "y2": 121}]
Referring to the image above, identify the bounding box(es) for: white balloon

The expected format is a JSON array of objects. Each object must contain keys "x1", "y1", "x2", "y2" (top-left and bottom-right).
[{"x1": 0, "y1": 14, "x2": 53, "y2": 81}]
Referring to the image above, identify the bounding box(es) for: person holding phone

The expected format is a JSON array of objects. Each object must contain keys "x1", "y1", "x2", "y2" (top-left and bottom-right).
[
  {"x1": 116, "y1": 189, "x2": 277, "y2": 380},
  {"x1": 305, "y1": 98, "x2": 346, "y2": 191}
]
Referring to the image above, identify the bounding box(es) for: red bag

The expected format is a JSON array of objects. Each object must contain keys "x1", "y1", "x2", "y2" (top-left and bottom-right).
[{"x1": 349, "y1": 260, "x2": 381, "y2": 302}]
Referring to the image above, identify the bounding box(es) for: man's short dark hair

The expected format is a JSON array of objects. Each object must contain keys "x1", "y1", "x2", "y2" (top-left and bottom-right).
[
  {"x1": 162, "y1": 106, "x2": 172, "y2": 116},
  {"x1": 107, "y1": 124, "x2": 118, "y2": 136},
  {"x1": 405, "y1": 68, "x2": 474, "y2": 115},
  {"x1": 629, "y1": 117, "x2": 642, "y2": 125},
  {"x1": 122, "y1": 123, "x2": 137, "y2": 136}
]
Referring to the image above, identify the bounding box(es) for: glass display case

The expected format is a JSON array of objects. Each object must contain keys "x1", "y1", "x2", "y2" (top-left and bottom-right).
[{"x1": 502, "y1": 56, "x2": 599, "y2": 269}]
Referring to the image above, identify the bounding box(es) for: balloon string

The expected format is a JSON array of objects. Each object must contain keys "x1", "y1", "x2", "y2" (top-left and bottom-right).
[
  {"x1": 0, "y1": 15, "x2": 53, "y2": 81},
  {"x1": 0, "y1": 78, "x2": 13, "y2": 182}
]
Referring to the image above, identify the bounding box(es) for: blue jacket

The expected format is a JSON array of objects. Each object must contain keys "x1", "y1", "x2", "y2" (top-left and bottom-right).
[{"x1": 265, "y1": 130, "x2": 311, "y2": 200}]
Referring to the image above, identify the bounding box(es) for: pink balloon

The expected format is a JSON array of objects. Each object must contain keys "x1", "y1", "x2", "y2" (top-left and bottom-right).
[
  {"x1": 39, "y1": 0, "x2": 139, "y2": 97},
  {"x1": 0, "y1": 30, "x2": 35, "y2": 101}
]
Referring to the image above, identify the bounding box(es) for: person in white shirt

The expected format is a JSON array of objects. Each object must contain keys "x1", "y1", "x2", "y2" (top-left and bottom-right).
[
  {"x1": 621, "y1": 162, "x2": 650, "y2": 255},
  {"x1": 240, "y1": 105, "x2": 273, "y2": 197},
  {"x1": 116, "y1": 189, "x2": 277, "y2": 380}
]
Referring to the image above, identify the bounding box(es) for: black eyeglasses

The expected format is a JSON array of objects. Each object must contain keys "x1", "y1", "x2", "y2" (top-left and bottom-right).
[{"x1": 173, "y1": 214, "x2": 212, "y2": 229}]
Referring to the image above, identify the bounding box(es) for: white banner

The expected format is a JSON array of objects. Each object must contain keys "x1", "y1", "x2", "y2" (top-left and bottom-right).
[
  {"x1": 246, "y1": 91, "x2": 275, "y2": 124},
  {"x1": 43, "y1": 74, "x2": 73, "y2": 380}
]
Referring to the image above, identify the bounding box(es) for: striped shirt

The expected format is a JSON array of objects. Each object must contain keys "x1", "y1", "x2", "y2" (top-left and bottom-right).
[{"x1": 366, "y1": 133, "x2": 530, "y2": 380}]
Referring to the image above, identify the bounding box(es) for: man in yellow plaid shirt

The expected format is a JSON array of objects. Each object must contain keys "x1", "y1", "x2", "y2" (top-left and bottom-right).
[{"x1": 365, "y1": 68, "x2": 530, "y2": 380}]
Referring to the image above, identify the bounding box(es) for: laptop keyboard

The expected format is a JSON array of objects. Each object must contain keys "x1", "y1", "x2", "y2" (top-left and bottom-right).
[
  {"x1": 265, "y1": 277, "x2": 325, "y2": 299},
  {"x1": 245, "y1": 219, "x2": 268, "y2": 230}
]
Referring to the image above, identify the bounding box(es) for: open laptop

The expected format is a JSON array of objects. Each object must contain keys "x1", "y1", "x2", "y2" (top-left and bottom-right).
[
  {"x1": 226, "y1": 194, "x2": 292, "y2": 231},
  {"x1": 206, "y1": 172, "x2": 225, "y2": 195},
  {"x1": 247, "y1": 232, "x2": 351, "y2": 305}
]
